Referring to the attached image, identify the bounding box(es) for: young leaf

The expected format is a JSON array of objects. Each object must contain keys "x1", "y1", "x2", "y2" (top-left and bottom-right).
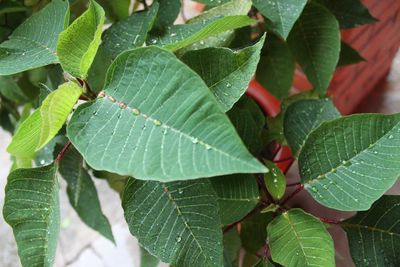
[
  {"x1": 181, "y1": 34, "x2": 265, "y2": 111},
  {"x1": 148, "y1": 16, "x2": 255, "y2": 51},
  {"x1": 341, "y1": 195, "x2": 400, "y2": 267},
  {"x1": 263, "y1": 160, "x2": 286, "y2": 201},
  {"x1": 267, "y1": 209, "x2": 335, "y2": 267},
  {"x1": 97, "y1": 0, "x2": 130, "y2": 21},
  {"x1": 240, "y1": 213, "x2": 272, "y2": 254},
  {"x1": 284, "y1": 98, "x2": 340, "y2": 156},
  {"x1": 299, "y1": 113, "x2": 400, "y2": 211},
  {"x1": 316, "y1": 0, "x2": 378, "y2": 28},
  {"x1": 253, "y1": 0, "x2": 307, "y2": 40},
  {"x1": 3, "y1": 164, "x2": 60, "y2": 267},
  {"x1": 153, "y1": 0, "x2": 181, "y2": 29},
  {"x1": 59, "y1": 146, "x2": 114, "y2": 242},
  {"x1": 211, "y1": 174, "x2": 259, "y2": 225},
  {"x1": 256, "y1": 33, "x2": 295, "y2": 100},
  {"x1": 338, "y1": 41, "x2": 365, "y2": 67},
  {"x1": 287, "y1": 2, "x2": 340, "y2": 95},
  {"x1": 7, "y1": 81, "x2": 82, "y2": 156},
  {"x1": 0, "y1": 0, "x2": 69, "y2": 75},
  {"x1": 122, "y1": 178, "x2": 223, "y2": 267},
  {"x1": 57, "y1": 0, "x2": 105, "y2": 78},
  {"x1": 68, "y1": 47, "x2": 267, "y2": 182},
  {"x1": 101, "y1": 3, "x2": 159, "y2": 59}
]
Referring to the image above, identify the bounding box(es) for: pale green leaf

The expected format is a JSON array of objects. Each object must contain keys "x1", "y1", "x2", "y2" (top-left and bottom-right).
[
  {"x1": 57, "y1": 0, "x2": 105, "y2": 78},
  {"x1": 211, "y1": 174, "x2": 259, "y2": 225},
  {"x1": 256, "y1": 33, "x2": 295, "y2": 100},
  {"x1": 68, "y1": 47, "x2": 267, "y2": 182},
  {"x1": 299, "y1": 113, "x2": 400, "y2": 211},
  {"x1": 240, "y1": 212, "x2": 272, "y2": 254},
  {"x1": 122, "y1": 178, "x2": 223, "y2": 267},
  {"x1": 0, "y1": 0, "x2": 69, "y2": 75},
  {"x1": 3, "y1": 164, "x2": 60, "y2": 267},
  {"x1": 148, "y1": 16, "x2": 255, "y2": 51},
  {"x1": 181, "y1": 34, "x2": 265, "y2": 111},
  {"x1": 59, "y1": 146, "x2": 114, "y2": 242},
  {"x1": 287, "y1": 2, "x2": 340, "y2": 95},
  {"x1": 341, "y1": 195, "x2": 400, "y2": 267},
  {"x1": 316, "y1": 0, "x2": 377, "y2": 28},
  {"x1": 263, "y1": 160, "x2": 286, "y2": 201},
  {"x1": 284, "y1": 98, "x2": 340, "y2": 156},
  {"x1": 253, "y1": 0, "x2": 307, "y2": 39},
  {"x1": 267, "y1": 209, "x2": 335, "y2": 267}
]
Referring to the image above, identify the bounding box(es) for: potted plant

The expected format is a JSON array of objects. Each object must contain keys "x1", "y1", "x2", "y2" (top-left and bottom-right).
[{"x1": 0, "y1": 0, "x2": 399, "y2": 266}]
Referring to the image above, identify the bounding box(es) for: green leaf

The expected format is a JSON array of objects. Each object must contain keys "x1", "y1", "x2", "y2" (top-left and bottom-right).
[
  {"x1": 316, "y1": 0, "x2": 377, "y2": 28},
  {"x1": 194, "y1": 0, "x2": 230, "y2": 6},
  {"x1": 68, "y1": 47, "x2": 267, "y2": 182},
  {"x1": 140, "y1": 246, "x2": 160, "y2": 267},
  {"x1": 0, "y1": 75, "x2": 30, "y2": 103},
  {"x1": 211, "y1": 174, "x2": 259, "y2": 225},
  {"x1": 267, "y1": 209, "x2": 335, "y2": 267},
  {"x1": 240, "y1": 212, "x2": 272, "y2": 254},
  {"x1": 148, "y1": 16, "x2": 255, "y2": 51},
  {"x1": 223, "y1": 228, "x2": 241, "y2": 267},
  {"x1": 284, "y1": 98, "x2": 340, "y2": 156},
  {"x1": 98, "y1": 0, "x2": 130, "y2": 21},
  {"x1": 299, "y1": 113, "x2": 400, "y2": 211},
  {"x1": 0, "y1": 0, "x2": 69, "y2": 75},
  {"x1": 3, "y1": 164, "x2": 60, "y2": 267},
  {"x1": 253, "y1": 258, "x2": 276, "y2": 267},
  {"x1": 101, "y1": 3, "x2": 159, "y2": 59},
  {"x1": 153, "y1": 0, "x2": 181, "y2": 29},
  {"x1": 182, "y1": 35, "x2": 264, "y2": 111},
  {"x1": 57, "y1": 0, "x2": 105, "y2": 78},
  {"x1": 59, "y1": 146, "x2": 114, "y2": 242},
  {"x1": 263, "y1": 160, "x2": 286, "y2": 201},
  {"x1": 122, "y1": 178, "x2": 223, "y2": 267},
  {"x1": 256, "y1": 33, "x2": 295, "y2": 100},
  {"x1": 253, "y1": 0, "x2": 307, "y2": 40},
  {"x1": 341, "y1": 195, "x2": 400, "y2": 267},
  {"x1": 287, "y1": 2, "x2": 340, "y2": 95},
  {"x1": 338, "y1": 41, "x2": 365, "y2": 67},
  {"x1": 7, "y1": 81, "x2": 82, "y2": 156}
]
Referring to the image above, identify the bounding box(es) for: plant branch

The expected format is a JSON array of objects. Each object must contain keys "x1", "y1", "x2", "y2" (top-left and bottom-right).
[
  {"x1": 280, "y1": 184, "x2": 304, "y2": 206},
  {"x1": 55, "y1": 141, "x2": 71, "y2": 163},
  {"x1": 319, "y1": 216, "x2": 341, "y2": 225}
]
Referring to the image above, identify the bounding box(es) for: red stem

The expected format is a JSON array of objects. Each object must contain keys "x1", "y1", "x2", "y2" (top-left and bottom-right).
[
  {"x1": 280, "y1": 184, "x2": 304, "y2": 206},
  {"x1": 319, "y1": 217, "x2": 341, "y2": 224},
  {"x1": 286, "y1": 182, "x2": 301, "y2": 187},
  {"x1": 55, "y1": 141, "x2": 71, "y2": 163}
]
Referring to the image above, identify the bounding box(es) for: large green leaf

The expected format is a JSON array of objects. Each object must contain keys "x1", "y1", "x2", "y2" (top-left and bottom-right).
[
  {"x1": 0, "y1": 0, "x2": 69, "y2": 75},
  {"x1": 122, "y1": 178, "x2": 223, "y2": 267},
  {"x1": 3, "y1": 164, "x2": 60, "y2": 267},
  {"x1": 57, "y1": 0, "x2": 105, "y2": 78},
  {"x1": 68, "y1": 47, "x2": 267, "y2": 182},
  {"x1": 253, "y1": 0, "x2": 307, "y2": 40},
  {"x1": 140, "y1": 246, "x2": 160, "y2": 267},
  {"x1": 267, "y1": 209, "x2": 335, "y2": 267},
  {"x1": 240, "y1": 213, "x2": 272, "y2": 254},
  {"x1": 7, "y1": 81, "x2": 82, "y2": 156},
  {"x1": 148, "y1": 16, "x2": 255, "y2": 51},
  {"x1": 153, "y1": 0, "x2": 181, "y2": 29},
  {"x1": 316, "y1": 0, "x2": 377, "y2": 28},
  {"x1": 59, "y1": 146, "x2": 114, "y2": 242},
  {"x1": 211, "y1": 174, "x2": 259, "y2": 225},
  {"x1": 256, "y1": 33, "x2": 295, "y2": 100},
  {"x1": 102, "y1": 3, "x2": 159, "y2": 59},
  {"x1": 182, "y1": 35, "x2": 264, "y2": 111},
  {"x1": 287, "y1": 2, "x2": 340, "y2": 95},
  {"x1": 284, "y1": 98, "x2": 340, "y2": 156},
  {"x1": 299, "y1": 113, "x2": 400, "y2": 211},
  {"x1": 341, "y1": 195, "x2": 400, "y2": 267}
]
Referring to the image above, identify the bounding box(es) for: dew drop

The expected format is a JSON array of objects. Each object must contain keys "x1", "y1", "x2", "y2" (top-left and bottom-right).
[
  {"x1": 40, "y1": 160, "x2": 45, "y2": 165},
  {"x1": 170, "y1": 32, "x2": 177, "y2": 37},
  {"x1": 388, "y1": 134, "x2": 394, "y2": 139},
  {"x1": 150, "y1": 39, "x2": 158, "y2": 44},
  {"x1": 310, "y1": 186, "x2": 318, "y2": 193},
  {"x1": 192, "y1": 138, "x2": 199, "y2": 144},
  {"x1": 154, "y1": 119, "x2": 162, "y2": 126},
  {"x1": 176, "y1": 236, "x2": 182, "y2": 242},
  {"x1": 373, "y1": 151, "x2": 378, "y2": 154},
  {"x1": 226, "y1": 82, "x2": 232, "y2": 88},
  {"x1": 132, "y1": 108, "x2": 140, "y2": 116},
  {"x1": 331, "y1": 168, "x2": 337, "y2": 173},
  {"x1": 178, "y1": 188, "x2": 183, "y2": 194},
  {"x1": 22, "y1": 52, "x2": 26, "y2": 56},
  {"x1": 205, "y1": 144, "x2": 211, "y2": 150},
  {"x1": 199, "y1": 40, "x2": 205, "y2": 45}
]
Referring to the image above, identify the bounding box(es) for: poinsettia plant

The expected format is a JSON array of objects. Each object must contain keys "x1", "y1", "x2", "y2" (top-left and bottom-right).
[{"x1": 1, "y1": 0, "x2": 399, "y2": 266}]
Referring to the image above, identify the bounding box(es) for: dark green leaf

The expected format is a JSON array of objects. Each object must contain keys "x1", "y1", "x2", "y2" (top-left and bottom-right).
[
  {"x1": 316, "y1": 0, "x2": 378, "y2": 28},
  {"x1": 240, "y1": 212, "x2": 272, "y2": 253},
  {"x1": 253, "y1": 0, "x2": 307, "y2": 39},
  {"x1": 181, "y1": 35, "x2": 265, "y2": 111},
  {"x1": 256, "y1": 33, "x2": 295, "y2": 100},
  {"x1": 223, "y1": 228, "x2": 241, "y2": 267},
  {"x1": 0, "y1": 0, "x2": 69, "y2": 75},
  {"x1": 341, "y1": 195, "x2": 400, "y2": 267},
  {"x1": 140, "y1": 246, "x2": 160, "y2": 267},
  {"x1": 194, "y1": 0, "x2": 230, "y2": 6},
  {"x1": 122, "y1": 178, "x2": 223, "y2": 267},
  {"x1": 287, "y1": 2, "x2": 340, "y2": 95},
  {"x1": 0, "y1": 75, "x2": 30, "y2": 103},
  {"x1": 253, "y1": 258, "x2": 276, "y2": 267},
  {"x1": 153, "y1": 0, "x2": 181, "y2": 29},
  {"x1": 59, "y1": 146, "x2": 114, "y2": 242},
  {"x1": 299, "y1": 113, "x2": 400, "y2": 211},
  {"x1": 267, "y1": 209, "x2": 335, "y2": 267},
  {"x1": 3, "y1": 164, "x2": 60, "y2": 267},
  {"x1": 68, "y1": 47, "x2": 267, "y2": 182},
  {"x1": 338, "y1": 41, "x2": 365, "y2": 67},
  {"x1": 284, "y1": 98, "x2": 340, "y2": 156},
  {"x1": 211, "y1": 174, "x2": 259, "y2": 225}
]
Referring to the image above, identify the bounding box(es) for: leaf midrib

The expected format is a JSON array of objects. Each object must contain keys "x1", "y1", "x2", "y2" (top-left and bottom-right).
[{"x1": 342, "y1": 223, "x2": 400, "y2": 237}]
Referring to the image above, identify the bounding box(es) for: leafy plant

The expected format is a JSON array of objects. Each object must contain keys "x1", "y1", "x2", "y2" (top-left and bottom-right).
[{"x1": 1, "y1": 0, "x2": 398, "y2": 266}]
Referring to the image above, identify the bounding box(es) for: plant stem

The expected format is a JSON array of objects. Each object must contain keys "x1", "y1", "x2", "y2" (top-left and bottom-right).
[
  {"x1": 55, "y1": 141, "x2": 71, "y2": 163},
  {"x1": 280, "y1": 184, "x2": 304, "y2": 206},
  {"x1": 319, "y1": 217, "x2": 341, "y2": 224},
  {"x1": 286, "y1": 182, "x2": 301, "y2": 187}
]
